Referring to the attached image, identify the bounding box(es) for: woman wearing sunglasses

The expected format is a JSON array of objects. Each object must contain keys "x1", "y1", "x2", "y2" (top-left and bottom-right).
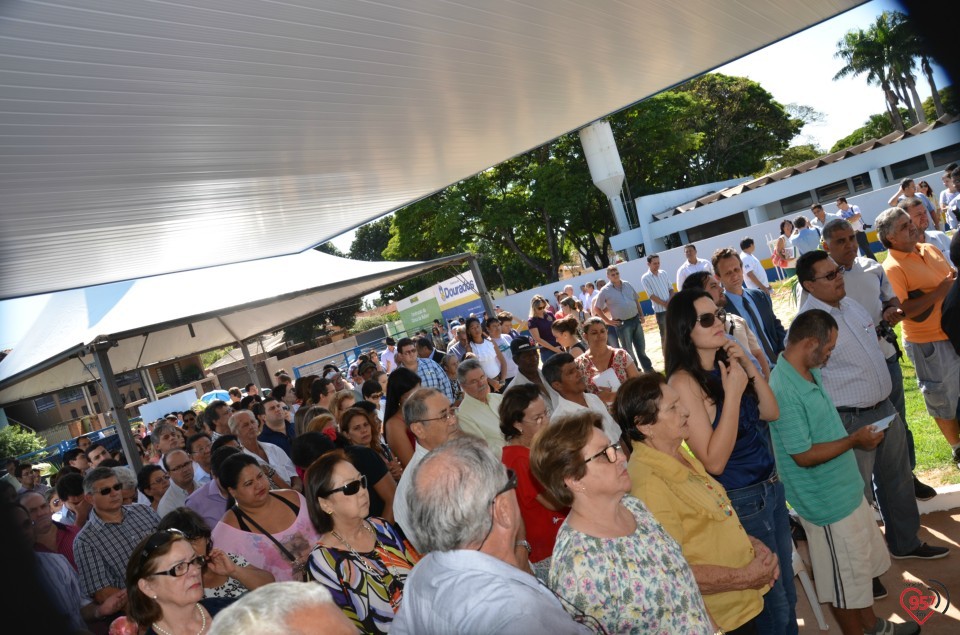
[
  {"x1": 157, "y1": 507, "x2": 274, "y2": 599},
  {"x1": 665, "y1": 289, "x2": 795, "y2": 634},
  {"x1": 527, "y1": 294, "x2": 563, "y2": 362},
  {"x1": 531, "y1": 411, "x2": 711, "y2": 634},
  {"x1": 306, "y1": 449, "x2": 420, "y2": 634},
  {"x1": 614, "y1": 373, "x2": 778, "y2": 634},
  {"x1": 211, "y1": 453, "x2": 320, "y2": 583},
  {"x1": 125, "y1": 529, "x2": 234, "y2": 635}
]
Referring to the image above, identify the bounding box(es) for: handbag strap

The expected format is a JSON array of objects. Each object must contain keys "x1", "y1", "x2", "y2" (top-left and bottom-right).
[{"x1": 231, "y1": 504, "x2": 297, "y2": 562}]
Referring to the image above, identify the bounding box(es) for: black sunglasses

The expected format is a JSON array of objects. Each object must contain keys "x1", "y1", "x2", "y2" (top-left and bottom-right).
[
  {"x1": 97, "y1": 482, "x2": 123, "y2": 496},
  {"x1": 497, "y1": 468, "x2": 518, "y2": 497},
  {"x1": 139, "y1": 529, "x2": 187, "y2": 566},
  {"x1": 812, "y1": 267, "x2": 844, "y2": 282},
  {"x1": 694, "y1": 309, "x2": 727, "y2": 329},
  {"x1": 322, "y1": 474, "x2": 368, "y2": 497}
]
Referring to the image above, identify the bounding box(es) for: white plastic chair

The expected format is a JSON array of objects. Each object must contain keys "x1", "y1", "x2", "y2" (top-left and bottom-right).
[{"x1": 793, "y1": 540, "x2": 829, "y2": 630}]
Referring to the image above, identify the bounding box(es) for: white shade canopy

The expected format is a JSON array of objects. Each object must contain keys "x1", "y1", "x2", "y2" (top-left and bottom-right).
[
  {"x1": 0, "y1": 0, "x2": 859, "y2": 300},
  {"x1": 0, "y1": 250, "x2": 470, "y2": 404}
]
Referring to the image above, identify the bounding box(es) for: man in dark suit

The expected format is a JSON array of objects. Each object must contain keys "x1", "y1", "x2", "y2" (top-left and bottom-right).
[{"x1": 712, "y1": 248, "x2": 786, "y2": 368}]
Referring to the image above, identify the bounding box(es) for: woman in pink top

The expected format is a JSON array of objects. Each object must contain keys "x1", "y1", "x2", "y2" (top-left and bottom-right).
[
  {"x1": 211, "y1": 453, "x2": 320, "y2": 582},
  {"x1": 574, "y1": 317, "x2": 640, "y2": 404}
]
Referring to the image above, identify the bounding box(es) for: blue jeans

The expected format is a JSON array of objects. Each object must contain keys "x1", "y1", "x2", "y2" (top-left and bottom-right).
[
  {"x1": 605, "y1": 324, "x2": 620, "y2": 348},
  {"x1": 837, "y1": 399, "x2": 921, "y2": 556},
  {"x1": 886, "y1": 353, "x2": 914, "y2": 469},
  {"x1": 726, "y1": 476, "x2": 798, "y2": 635},
  {"x1": 617, "y1": 315, "x2": 654, "y2": 372}
]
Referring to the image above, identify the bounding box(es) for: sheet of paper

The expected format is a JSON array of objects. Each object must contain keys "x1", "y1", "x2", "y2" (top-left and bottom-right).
[
  {"x1": 869, "y1": 413, "x2": 895, "y2": 432},
  {"x1": 593, "y1": 368, "x2": 621, "y2": 391}
]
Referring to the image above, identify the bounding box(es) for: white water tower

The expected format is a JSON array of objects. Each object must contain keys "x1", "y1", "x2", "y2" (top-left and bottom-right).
[{"x1": 579, "y1": 120, "x2": 639, "y2": 260}]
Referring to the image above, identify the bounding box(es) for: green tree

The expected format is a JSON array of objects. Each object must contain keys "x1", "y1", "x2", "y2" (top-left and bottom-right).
[
  {"x1": 829, "y1": 107, "x2": 916, "y2": 153},
  {"x1": 835, "y1": 16, "x2": 905, "y2": 132},
  {"x1": 0, "y1": 425, "x2": 45, "y2": 458},
  {"x1": 349, "y1": 217, "x2": 394, "y2": 262},
  {"x1": 764, "y1": 143, "x2": 824, "y2": 173},
  {"x1": 282, "y1": 242, "x2": 360, "y2": 344},
  {"x1": 922, "y1": 85, "x2": 957, "y2": 122}
]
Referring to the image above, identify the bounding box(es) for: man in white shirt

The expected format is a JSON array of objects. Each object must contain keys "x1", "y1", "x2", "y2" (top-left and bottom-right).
[
  {"x1": 939, "y1": 164, "x2": 958, "y2": 229},
  {"x1": 836, "y1": 196, "x2": 877, "y2": 261},
  {"x1": 228, "y1": 409, "x2": 300, "y2": 491},
  {"x1": 675, "y1": 243, "x2": 713, "y2": 289},
  {"x1": 739, "y1": 237, "x2": 772, "y2": 294},
  {"x1": 640, "y1": 253, "x2": 674, "y2": 347},
  {"x1": 542, "y1": 353, "x2": 620, "y2": 442},
  {"x1": 381, "y1": 337, "x2": 397, "y2": 373},
  {"x1": 888, "y1": 178, "x2": 936, "y2": 227},
  {"x1": 392, "y1": 388, "x2": 462, "y2": 548},
  {"x1": 809, "y1": 202, "x2": 840, "y2": 231},
  {"x1": 580, "y1": 281, "x2": 599, "y2": 313},
  {"x1": 156, "y1": 449, "x2": 200, "y2": 517}
]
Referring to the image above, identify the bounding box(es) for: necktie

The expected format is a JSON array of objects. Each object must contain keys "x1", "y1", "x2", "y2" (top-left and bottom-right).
[{"x1": 742, "y1": 296, "x2": 776, "y2": 363}]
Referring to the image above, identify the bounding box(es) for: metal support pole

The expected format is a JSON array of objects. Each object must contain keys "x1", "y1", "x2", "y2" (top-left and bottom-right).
[
  {"x1": 89, "y1": 341, "x2": 142, "y2": 473},
  {"x1": 140, "y1": 368, "x2": 158, "y2": 401},
  {"x1": 239, "y1": 341, "x2": 259, "y2": 389},
  {"x1": 467, "y1": 254, "x2": 497, "y2": 318}
]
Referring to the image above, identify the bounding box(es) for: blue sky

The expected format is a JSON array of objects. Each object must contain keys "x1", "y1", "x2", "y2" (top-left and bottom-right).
[{"x1": 0, "y1": 0, "x2": 949, "y2": 352}]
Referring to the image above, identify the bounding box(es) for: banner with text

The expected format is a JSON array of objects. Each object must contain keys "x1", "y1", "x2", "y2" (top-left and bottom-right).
[{"x1": 397, "y1": 270, "x2": 485, "y2": 333}]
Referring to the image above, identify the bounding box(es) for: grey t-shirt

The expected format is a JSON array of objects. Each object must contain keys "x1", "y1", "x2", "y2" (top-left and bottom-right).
[{"x1": 594, "y1": 281, "x2": 640, "y2": 320}]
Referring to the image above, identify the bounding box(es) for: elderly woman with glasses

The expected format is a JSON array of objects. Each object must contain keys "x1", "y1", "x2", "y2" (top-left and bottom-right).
[
  {"x1": 306, "y1": 449, "x2": 420, "y2": 634},
  {"x1": 665, "y1": 289, "x2": 796, "y2": 634},
  {"x1": 531, "y1": 411, "x2": 712, "y2": 634},
  {"x1": 157, "y1": 507, "x2": 274, "y2": 599},
  {"x1": 614, "y1": 374, "x2": 778, "y2": 634},
  {"x1": 498, "y1": 384, "x2": 568, "y2": 580},
  {"x1": 125, "y1": 529, "x2": 234, "y2": 635},
  {"x1": 527, "y1": 294, "x2": 563, "y2": 362}
]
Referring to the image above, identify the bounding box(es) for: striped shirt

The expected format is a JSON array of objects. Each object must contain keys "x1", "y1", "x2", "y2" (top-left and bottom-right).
[
  {"x1": 36, "y1": 552, "x2": 87, "y2": 632},
  {"x1": 797, "y1": 296, "x2": 891, "y2": 408},
  {"x1": 74, "y1": 503, "x2": 160, "y2": 597},
  {"x1": 640, "y1": 270, "x2": 672, "y2": 314}
]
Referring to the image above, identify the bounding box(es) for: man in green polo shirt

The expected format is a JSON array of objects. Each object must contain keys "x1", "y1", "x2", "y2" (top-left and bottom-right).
[{"x1": 769, "y1": 310, "x2": 919, "y2": 635}]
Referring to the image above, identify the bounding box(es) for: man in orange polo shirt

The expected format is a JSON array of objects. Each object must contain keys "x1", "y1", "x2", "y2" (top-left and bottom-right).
[{"x1": 877, "y1": 207, "x2": 960, "y2": 468}]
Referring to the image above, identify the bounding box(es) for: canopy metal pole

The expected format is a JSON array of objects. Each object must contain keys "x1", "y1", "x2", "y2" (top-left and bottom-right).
[
  {"x1": 89, "y1": 341, "x2": 142, "y2": 473},
  {"x1": 467, "y1": 254, "x2": 497, "y2": 318},
  {"x1": 140, "y1": 368, "x2": 158, "y2": 402},
  {"x1": 238, "y1": 341, "x2": 259, "y2": 389}
]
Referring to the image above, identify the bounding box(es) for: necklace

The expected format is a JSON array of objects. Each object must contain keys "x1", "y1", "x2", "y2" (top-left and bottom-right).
[
  {"x1": 151, "y1": 603, "x2": 206, "y2": 635},
  {"x1": 329, "y1": 521, "x2": 401, "y2": 611}
]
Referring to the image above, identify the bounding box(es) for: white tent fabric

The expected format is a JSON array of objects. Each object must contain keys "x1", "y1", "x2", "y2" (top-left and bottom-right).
[
  {"x1": 0, "y1": 250, "x2": 469, "y2": 404},
  {"x1": 0, "y1": 0, "x2": 860, "y2": 299}
]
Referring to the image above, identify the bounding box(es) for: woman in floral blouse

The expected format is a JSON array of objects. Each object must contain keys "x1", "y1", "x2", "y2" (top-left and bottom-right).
[
  {"x1": 531, "y1": 411, "x2": 711, "y2": 635},
  {"x1": 306, "y1": 449, "x2": 420, "y2": 634}
]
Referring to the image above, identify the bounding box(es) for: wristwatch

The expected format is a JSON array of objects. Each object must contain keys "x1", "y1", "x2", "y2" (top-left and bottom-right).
[{"x1": 515, "y1": 540, "x2": 532, "y2": 554}]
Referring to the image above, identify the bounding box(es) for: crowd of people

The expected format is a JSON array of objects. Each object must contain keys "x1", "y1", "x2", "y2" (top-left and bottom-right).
[{"x1": 6, "y1": 171, "x2": 960, "y2": 634}]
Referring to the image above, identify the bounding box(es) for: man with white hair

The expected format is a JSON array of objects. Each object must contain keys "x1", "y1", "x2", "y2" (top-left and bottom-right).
[
  {"x1": 392, "y1": 436, "x2": 591, "y2": 634},
  {"x1": 455, "y1": 358, "x2": 506, "y2": 457},
  {"x1": 208, "y1": 581, "x2": 355, "y2": 635},
  {"x1": 156, "y1": 449, "x2": 200, "y2": 517}
]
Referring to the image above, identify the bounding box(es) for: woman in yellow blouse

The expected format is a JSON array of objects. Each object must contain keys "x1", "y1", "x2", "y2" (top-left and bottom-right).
[{"x1": 613, "y1": 374, "x2": 780, "y2": 634}]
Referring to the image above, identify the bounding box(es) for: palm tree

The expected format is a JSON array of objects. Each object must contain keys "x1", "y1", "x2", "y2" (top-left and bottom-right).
[
  {"x1": 890, "y1": 10, "x2": 945, "y2": 118},
  {"x1": 834, "y1": 27, "x2": 905, "y2": 132},
  {"x1": 885, "y1": 12, "x2": 926, "y2": 125}
]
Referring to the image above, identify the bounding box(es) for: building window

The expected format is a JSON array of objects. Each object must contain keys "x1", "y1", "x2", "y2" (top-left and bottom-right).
[
  {"x1": 815, "y1": 179, "x2": 850, "y2": 202},
  {"x1": 94, "y1": 402, "x2": 102, "y2": 414},
  {"x1": 81, "y1": 405, "x2": 90, "y2": 415},
  {"x1": 59, "y1": 386, "x2": 84, "y2": 403},
  {"x1": 851, "y1": 173, "x2": 872, "y2": 192},
  {"x1": 779, "y1": 191, "x2": 814, "y2": 215},
  {"x1": 889, "y1": 154, "x2": 931, "y2": 180},
  {"x1": 128, "y1": 390, "x2": 136, "y2": 402},
  {"x1": 70, "y1": 408, "x2": 78, "y2": 418},
  {"x1": 139, "y1": 388, "x2": 146, "y2": 399},
  {"x1": 687, "y1": 212, "x2": 750, "y2": 242},
  {"x1": 931, "y1": 143, "x2": 960, "y2": 168},
  {"x1": 34, "y1": 395, "x2": 56, "y2": 413},
  {"x1": 88, "y1": 383, "x2": 97, "y2": 395}
]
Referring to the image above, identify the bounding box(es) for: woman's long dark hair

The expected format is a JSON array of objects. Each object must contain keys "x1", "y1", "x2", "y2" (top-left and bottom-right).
[
  {"x1": 218, "y1": 453, "x2": 261, "y2": 509},
  {"x1": 383, "y1": 367, "x2": 421, "y2": 422},
  {"x1": 664, "y1": 289, "x2": 754, "y2": 407}
]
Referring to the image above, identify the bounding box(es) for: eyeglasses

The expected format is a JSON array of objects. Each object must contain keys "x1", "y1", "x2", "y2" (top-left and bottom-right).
[
  {"x1": 812, "y1": 267, "x2": 844, "y2": 282},
  {"x1": 522, "y1": 412, "x2": 547, "y2": 425},
  {"x1": 584, "y1": 443, "x2": 622, "y2": 464},
  {"x1": 97, "y1": 482, "x2": 123, "y2": 496},
  {"x1": 495, "y1": 468, "x2": 518, "y2": 498},
  {"x1": 168, "y1": 460, "x2": 194, "y2": 473},
  {"x1": 694, "y1": 309, "x2": 727, "y2": 329},
  {"x1": 322, "y1": 474, "x2": 368, "y2": 497},
  {"x1": 150, "y1": 555, "x2": 207, "y2": 578},
  {"x1": 419, "y1": 407, "x2": 458, "y2": 424},
  {"x1": 150, "y1": 474, "x2": 171, "y2": 486}
]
